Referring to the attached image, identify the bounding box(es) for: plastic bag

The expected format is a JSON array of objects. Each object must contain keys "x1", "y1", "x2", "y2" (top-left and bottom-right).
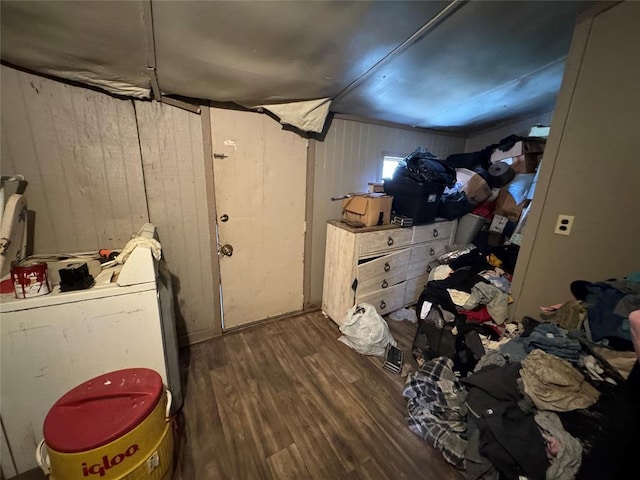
[
  {"x1": 338, "y1": 303, "x2": 397, "y2": 356},
  {"x1": 389, "y1": 307, "x2": 417, "y2": 323},
  {"x1": 393, "y1": 147, "x2": 456, "y2": 187},
  {"x1": 438, "y1": 191, "x2": 473, "y2": 220}
]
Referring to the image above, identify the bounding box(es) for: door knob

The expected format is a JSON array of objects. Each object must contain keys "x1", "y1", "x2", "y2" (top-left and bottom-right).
[
  {"x1": 220, "y1": 214, "x2": 229, "y2": 222},
  {"x1": 220, "y1": 244, "x2": 234, "y2": 257}
]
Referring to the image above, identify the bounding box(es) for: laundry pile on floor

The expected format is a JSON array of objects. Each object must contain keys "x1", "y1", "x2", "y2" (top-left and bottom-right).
[
  {"x1": 403, "y1": 269, "x2": 640, "y2": 480},
  {"x1": 418, "y1": 243, "x2": 520, "y2": 331}
]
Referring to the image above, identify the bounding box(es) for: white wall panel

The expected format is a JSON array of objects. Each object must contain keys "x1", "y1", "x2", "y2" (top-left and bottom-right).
[
  {"x1": 135, "y1": 101, "x2": 218, "y2": 343},
  {"x1": 309, "y1": 117, "x2": 466, "y2": 306},
  {"x1": 0, "y1": 66, "x2": 149, "y2": 253}
]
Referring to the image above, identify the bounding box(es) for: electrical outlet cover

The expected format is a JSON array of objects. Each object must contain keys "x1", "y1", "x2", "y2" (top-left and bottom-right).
[{"x1": 554, "y1": 215, "x2": 574, "y2": 235}]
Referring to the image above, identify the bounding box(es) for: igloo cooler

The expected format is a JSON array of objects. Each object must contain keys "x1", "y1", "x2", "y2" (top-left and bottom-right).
[{"x1": 37, "y1": 368, "x2": 174, "y2": 480}]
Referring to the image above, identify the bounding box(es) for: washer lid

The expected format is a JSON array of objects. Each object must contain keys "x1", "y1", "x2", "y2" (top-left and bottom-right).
[{"x1": 43, "y1": 368, "x2": 163, "y2": 453}]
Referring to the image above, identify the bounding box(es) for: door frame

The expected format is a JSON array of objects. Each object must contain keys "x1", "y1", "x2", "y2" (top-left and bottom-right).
[{"x1": 198, "y1": 105, "x2": 224, "y2": 339}]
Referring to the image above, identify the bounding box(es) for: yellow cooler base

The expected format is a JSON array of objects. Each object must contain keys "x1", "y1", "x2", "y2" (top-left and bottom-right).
[
  {"x1": 46, "y1": 392, "x2": 174, "y2": 480},
  {"x1": 49, "y1": 423, "x2": 174, "y2": 480}
]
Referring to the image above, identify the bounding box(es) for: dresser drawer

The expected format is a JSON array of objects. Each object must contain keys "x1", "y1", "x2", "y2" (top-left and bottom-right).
[
  {"x1": 357, "y1": 269, "x2": 407, "y2": 297},
  {"x1": 406, "y1": 241, "x2": 449, "y2": 279},
  {"x1": 357, "y1": 248, "x2": 410, "y2": 280},
  {"x1": 412, "y1": 220, "x2": 456, "y2": 244},
  {"x1": 358, "y1": 228, "x2": 413, "y2": 256},
  {"x1": 403, "y1": 273, "x2": 429, "y2": 306},
  {"x1": 356, "y1": 283, "x2": 405, "y2": 315}
]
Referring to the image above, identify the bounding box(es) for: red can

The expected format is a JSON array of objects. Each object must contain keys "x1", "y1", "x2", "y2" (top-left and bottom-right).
[{"x1": 11, "y1": 262, "x2": 51, "y2": 298}]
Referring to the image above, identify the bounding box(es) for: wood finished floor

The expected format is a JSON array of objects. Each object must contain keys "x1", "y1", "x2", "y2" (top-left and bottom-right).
[{"x1": 173, "y1": 310, "x2": 463, "y2": 480}]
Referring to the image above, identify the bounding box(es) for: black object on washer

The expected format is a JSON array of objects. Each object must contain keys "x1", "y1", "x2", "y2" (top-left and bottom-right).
[{"x1": 59, "y1": 262, "x2": 95, "y2": 291}]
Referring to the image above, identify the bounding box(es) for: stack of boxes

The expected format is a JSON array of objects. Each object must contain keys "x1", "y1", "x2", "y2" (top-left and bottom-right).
[{"x1": 488, "y1": 138, "x2": 545, "y2": 242}]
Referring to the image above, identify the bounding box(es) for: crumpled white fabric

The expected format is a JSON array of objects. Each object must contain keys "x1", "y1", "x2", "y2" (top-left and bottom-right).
[
  {"x1": 389, "y1": 307, "x2": 417, "y2": 323},
  {"x1": 241, "y1": 97, "x2": 331, "y2": 133},
  {"x1": 115, "y1": 237, "x2": 162, "y2": 264},
  {"x1": 448, "y1": 288, "x2": 471, "y2": 306},
  {"x1": 429, "y1": 264, "x2": 453, "y2": 282},
  {"x1": 579, "y1": 355, "x2": 606, "y2": 382}
]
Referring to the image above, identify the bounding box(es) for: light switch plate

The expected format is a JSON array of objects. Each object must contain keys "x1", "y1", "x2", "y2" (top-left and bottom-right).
[{"x1": 554, "y1": 215, "x2": 574, "y2": 235}]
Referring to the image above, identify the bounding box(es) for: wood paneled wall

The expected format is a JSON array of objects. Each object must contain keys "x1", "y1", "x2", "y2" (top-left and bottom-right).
[
  {"x1": 309, "y1": 117, "x2": 466, "y2": 306},
  {"x1": 1, "y1": 66, "x2": 149, "y2": 252},
  {"x1": 135, "y1": 101, "x2": 219, "y2": 343},
  {"x1": 1, "y1": 67, "x2": 218, "y2": 344}
]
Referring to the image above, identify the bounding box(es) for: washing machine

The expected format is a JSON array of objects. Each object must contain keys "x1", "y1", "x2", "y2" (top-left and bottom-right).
[{"x1": 0, "y1": 224, "x2": 182, "y2": 476}]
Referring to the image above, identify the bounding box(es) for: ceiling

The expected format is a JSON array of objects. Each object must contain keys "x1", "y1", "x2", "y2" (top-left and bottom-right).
[{"x1": 1, "y1": 0, "x2": 598, "y2": 134}]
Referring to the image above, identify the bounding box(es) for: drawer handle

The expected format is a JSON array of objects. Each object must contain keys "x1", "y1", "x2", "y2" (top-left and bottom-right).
[
  {"x1": 387, "y1": 236, "x2": 394, "y2": 246},
  {"x1": 427, "y1": 265, "x2": 432, "y2": 274},
  {"x1": 384, "y1": 262, "x2": 391, "y2": 272},
  {"x1": 381, "y1": 280, "x2": 389, "y2": 289},
  {"x1": 380, "y1": 300, "x2": 386, "y2": 310},
  {"x1": 429, "y1": 248, "x2": 435, "y2": 256},
  {"x1": 432, "y1": 229, "x2": 439, "y2": 238}
]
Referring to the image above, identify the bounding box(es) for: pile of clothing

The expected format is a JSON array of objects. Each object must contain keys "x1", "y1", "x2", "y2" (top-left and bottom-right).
[{"x1": 404, "y1": 271, "x2": 640, "y2": 480}]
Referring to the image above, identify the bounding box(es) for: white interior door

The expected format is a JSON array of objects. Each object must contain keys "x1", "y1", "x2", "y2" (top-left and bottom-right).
[{"x1": 210, "y1": 107, "x2": 307, "y2": 329}]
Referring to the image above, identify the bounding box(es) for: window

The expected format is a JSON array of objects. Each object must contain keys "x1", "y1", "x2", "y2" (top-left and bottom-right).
[{"x1": 381, "y1": 155, "x2": 404, "y2": 180}]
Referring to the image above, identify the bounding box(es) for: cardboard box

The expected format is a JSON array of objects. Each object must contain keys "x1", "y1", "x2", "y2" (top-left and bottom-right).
[
  {"x1": 444, "y1": 168, "x2": 492, "y2": 205},
  {"x1": 494, "y1": 189, "x2": 530, "y2": 223},
  {"x1": 368, "y1": 182, "x2": 385, "y2": 193},
  {"x1": 495, "y1": 153, "x2": 542, "y2": 174},
  {"x1": 490, "y1": 139, "x2": 545, "y2": 163},
  {"x1": 341, "y1": 193, "x2": 392, "y2": 227}
]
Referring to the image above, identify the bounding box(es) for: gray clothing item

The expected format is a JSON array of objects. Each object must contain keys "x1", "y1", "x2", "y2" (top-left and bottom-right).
[
  {"x1": 614, "y1": 294, "x2": 640, "y2": 318},
  {"x1": 604, "y1": 279, "x2": 640, "y2": 295},
  {"x1": 462, "y1": 282, "x2": 510, "y2": 325},
  {"x1": 534, "y1": 411, "x2": 582, "y2": 480},
  {"x1": 499, "y1": 338, "x2": 529, "y2": 363},
  {"x1": 474, "y1": 350, "x2": 509, "y2": 372}
]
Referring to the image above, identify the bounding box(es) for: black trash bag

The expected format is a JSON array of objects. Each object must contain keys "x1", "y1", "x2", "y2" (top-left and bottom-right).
[
  {"x1": 394, "y1": 147, "x2": 456, "y2": 187},
  {"x1": 438, "y1": 191, "x2": 473, "y2": 220},
  {"x1": 445, "y1": 146, "x2": 493, "y2": 170}
]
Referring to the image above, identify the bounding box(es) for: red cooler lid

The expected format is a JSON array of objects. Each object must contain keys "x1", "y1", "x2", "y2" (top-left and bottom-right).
[{"x1": 43, "y1": 368, "x2": 163, "y2": 453}]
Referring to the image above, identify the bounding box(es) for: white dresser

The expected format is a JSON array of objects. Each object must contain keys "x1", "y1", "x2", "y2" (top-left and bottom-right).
[{"x1": 321, "y1": 219, "x2": 457, "y2": 325}]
